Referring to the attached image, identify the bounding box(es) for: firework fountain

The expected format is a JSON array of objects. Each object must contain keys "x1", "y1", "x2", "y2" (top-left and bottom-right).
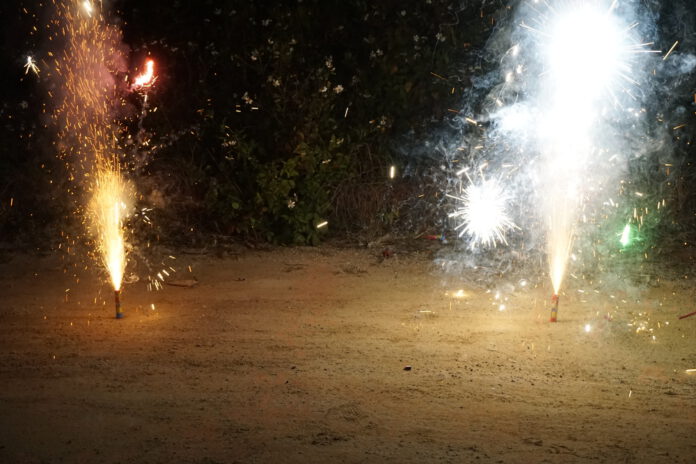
[
  {"x1": 449, "y1": 0, "x2": 659, "y2": 321},
  {"x1": 532, "y1": 1, "x2": 641, "y2": 321},
  {"x1": 46, "y1": 0, "x2": 155, "y2": 318}
]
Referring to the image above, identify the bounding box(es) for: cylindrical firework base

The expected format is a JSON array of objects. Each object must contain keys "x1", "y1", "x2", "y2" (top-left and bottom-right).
[
  {"x1": 550, "y1": 294, "x2": 559, "y2": 322},
  {"x1": 115, "y1": 289, "x2": 123, "y2": 319}
]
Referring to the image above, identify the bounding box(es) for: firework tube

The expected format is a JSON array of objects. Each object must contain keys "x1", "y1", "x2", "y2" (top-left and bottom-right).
[
  {"x1": 678, "y1": 310, "x2": 696, "y2": 320},
  {"x1": 550, "y1": 294, "x2": 559, "y2": 323},
  {"x1": 115, "y1": 289, "x2": 123, "y2": 319}
]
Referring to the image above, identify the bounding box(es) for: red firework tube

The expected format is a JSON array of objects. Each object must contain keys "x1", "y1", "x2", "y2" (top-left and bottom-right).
[
  {"x1": 678, "y1": 310, "x2": 696, "y2": 320},
  {"x1": 550, "y1": 294, "x2": 559, "y2": 323},
  {"x1": 115, "y1": 289, "x2": 123, "y2": 319}
]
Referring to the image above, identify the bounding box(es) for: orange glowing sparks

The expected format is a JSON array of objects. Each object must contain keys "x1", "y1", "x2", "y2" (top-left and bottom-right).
[
  {"x1": 132, "y1": 59, "x2": 156, "y2": 89},
  {"x1": 49, "y1": 0, "x2": 134, "y2": 293},
  {"x1": 90, "y1": 170, "x2": 130, "y2": 291}
]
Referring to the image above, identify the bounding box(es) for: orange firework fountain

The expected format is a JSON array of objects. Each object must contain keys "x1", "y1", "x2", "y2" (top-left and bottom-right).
[
  {"x1": 90, "y1": 169, "x2": 130, "y2": 318},
  {"x1": 48, "y1": 0, "x2": 136, "y2": 318}
]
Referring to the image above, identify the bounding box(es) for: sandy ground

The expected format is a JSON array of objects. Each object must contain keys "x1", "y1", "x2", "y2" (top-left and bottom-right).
[{"x1": 1, "y1": 244, "x2": 696, "y2": 463}]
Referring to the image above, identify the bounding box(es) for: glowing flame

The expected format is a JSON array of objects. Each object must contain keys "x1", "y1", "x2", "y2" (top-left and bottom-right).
[
  {"x1": 90, "y1": 170, "x2": 129, "y2": 291},
  {"x1": 132, "y1": 59, "x2": 155, "y2": 89}
]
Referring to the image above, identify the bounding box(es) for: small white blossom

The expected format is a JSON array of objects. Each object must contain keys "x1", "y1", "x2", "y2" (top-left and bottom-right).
[
  {"x1": 369, "y1": 49, "x2": 384, "y2": 59},
  {"x1": 334, "y1": 84, "x2": 344, "y2": 94},
  {"x1": 435, "y1": 32, "x2": 446, "y2": 42}
]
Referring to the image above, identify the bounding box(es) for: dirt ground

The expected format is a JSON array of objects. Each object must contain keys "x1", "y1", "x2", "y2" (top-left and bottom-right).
[{"x1": 1, "y1": 244, "x2": 696, "y2": 463}]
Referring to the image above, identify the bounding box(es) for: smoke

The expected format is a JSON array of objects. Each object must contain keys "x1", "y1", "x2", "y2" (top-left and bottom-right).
[{"x1": 437, "y1": 0, "x2": 696, "y2": 298}]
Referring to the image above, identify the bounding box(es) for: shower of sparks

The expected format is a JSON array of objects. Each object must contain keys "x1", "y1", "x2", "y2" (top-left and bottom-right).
[
  {"x1": 48, "y1": 0, "x2": 134, "y2": 293},
  {"x1": 132, "y1": 58, "x2": 156, "y2": 89},
  {"x1": 448, "y1": 174, "x2": 517, "y2": 249},
  {"x1": 513, "y1": 0, "x2": 654, "y2": 295},
  {"x1": 24, "y1": 56, "x2": 40, "y2": 75},
  {"x1": 90, "y1": 170, "x2": 129, "y2": 291}
]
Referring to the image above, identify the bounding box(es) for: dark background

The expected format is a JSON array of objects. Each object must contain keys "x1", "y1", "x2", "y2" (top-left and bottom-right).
[{"x1": 0, "y1": 0, "x2": 694, "y2": 252}]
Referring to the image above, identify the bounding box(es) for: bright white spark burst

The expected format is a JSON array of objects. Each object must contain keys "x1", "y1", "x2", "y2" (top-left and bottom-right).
[
  {"x1": 82, "y1": 1, "x2": 94, "y2": 17},
  {"x1": 448, "y1": 177, "x2": 517, "y2": 249},
  {"x1": 24, "y1": 56, "x2": 40, "y2": 76},
  {"x1": 510, "y1": 0, "x2": 655, "y2": 294}
]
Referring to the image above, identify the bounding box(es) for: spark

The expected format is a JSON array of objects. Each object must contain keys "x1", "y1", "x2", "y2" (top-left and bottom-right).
[
  {"x1": 620, "y1": 223, "x2": 632, "y2": 247},
  {"x1": 389, "y1": 165, "x2": 396, "y2": 179},
  {"x1": 448, "y1": 289, "x2": 467, "y2": 299},
  {"x1": 24, "y1": 56, "x2": 40, "y2": 75},
  {"x1": 82, "y1": 1, "x2": 94, "y2": 17},
  {"x1": 663, "y1": 40, "x2": 679, "y2": 61},
  {"x1": 316, "y1": 221, "x2": 328, "y2": 229}
]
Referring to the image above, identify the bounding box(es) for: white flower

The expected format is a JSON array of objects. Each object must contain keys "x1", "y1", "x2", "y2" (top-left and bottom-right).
[
  {"x1": 435, "y1": 32, "x2": 445, "y2": 42},
  {"x1": 370, "y1": 49, "x2": 384, "y2": 59},
  {"x1": 250, "y1": 49, "x2": 259, "y2": 61},
  {"x1": 319, "y1": 86, "x2": 328, "y2": 93},
  {"x1": 333, "y1": 84, "x2": 344, "y2": 94}
]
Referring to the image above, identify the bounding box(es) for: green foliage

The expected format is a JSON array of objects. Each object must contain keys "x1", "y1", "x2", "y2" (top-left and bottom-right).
[{"x1": 122, "y1": 0, "x2": 484, "y2": 244}]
